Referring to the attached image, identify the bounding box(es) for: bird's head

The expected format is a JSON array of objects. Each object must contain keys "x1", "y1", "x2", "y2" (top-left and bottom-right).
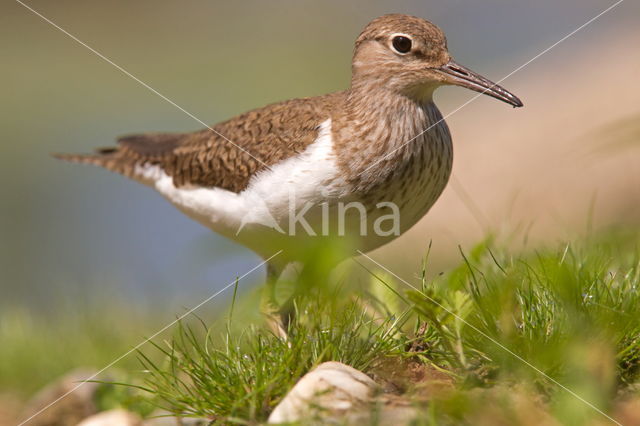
[{"x1": 352, "y1": 14, "x2": 523, "y2": 107}]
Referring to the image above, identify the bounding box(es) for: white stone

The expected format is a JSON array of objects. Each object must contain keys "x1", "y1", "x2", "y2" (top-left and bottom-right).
[
  {"x1": 142, "y1": 410, "x2": 210, "y2": 426},
  {"x1": 77, "y1": 409, "x2": 142, "y2": 426},
  {"x1": 268, "y1": 361, "x2": 378, "y2": 424}
]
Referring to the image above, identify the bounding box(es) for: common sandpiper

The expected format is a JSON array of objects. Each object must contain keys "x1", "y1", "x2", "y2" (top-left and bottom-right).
[{"x1": 56, "y1": 14, "x2": 523, "y2": 330}]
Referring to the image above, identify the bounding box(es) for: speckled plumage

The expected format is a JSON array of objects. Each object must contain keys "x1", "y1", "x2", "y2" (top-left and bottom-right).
[
  {"x1": 54, "y1": 15, "x2": 457, "y2": 195},
  {"x1": 58, "y1": 93, "x2": 342, "y2": 192},
  {"x1": 56, "y1": 13, "x2": 521, "y2": 294}
]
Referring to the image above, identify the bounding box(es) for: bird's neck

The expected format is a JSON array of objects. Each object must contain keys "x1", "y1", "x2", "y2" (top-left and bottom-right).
[{"x1": 331, "y1": 84, "x2": 444, "y2": 191}]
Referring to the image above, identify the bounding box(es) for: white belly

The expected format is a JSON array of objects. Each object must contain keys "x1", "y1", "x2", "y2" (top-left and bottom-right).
[{"x1": 135, "y1": 120, "x2": 344, "y2": 250}]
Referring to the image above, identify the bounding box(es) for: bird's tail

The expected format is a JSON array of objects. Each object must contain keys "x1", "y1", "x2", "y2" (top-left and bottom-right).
[{"x1": 52, "y1": 149, "x2": 139, "y2": 179}]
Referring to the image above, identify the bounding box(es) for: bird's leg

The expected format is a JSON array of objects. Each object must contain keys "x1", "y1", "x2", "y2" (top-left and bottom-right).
[
  {"x1": 260, "y1": 263, "x2": 288, "y2": 339},
  {"x1": 275, "y1": 262, "x2": 307, "y2": 333},
  {"x1": 277, "y1": 292, "x2": 298, "y2": 333}
]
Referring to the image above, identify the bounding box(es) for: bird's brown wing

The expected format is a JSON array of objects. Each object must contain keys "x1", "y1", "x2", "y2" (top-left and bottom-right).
[{"x1": 55, "y1": 92, "x2": 343, "y2": 193}]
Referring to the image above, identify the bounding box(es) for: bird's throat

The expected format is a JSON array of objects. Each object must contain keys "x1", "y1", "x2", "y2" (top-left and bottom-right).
[{"x1": 331, "y1": 87, "x2": 451, "y2": 194}]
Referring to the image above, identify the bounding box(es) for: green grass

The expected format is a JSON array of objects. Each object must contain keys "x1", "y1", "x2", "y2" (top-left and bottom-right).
[
  {"x1": 129, "y1": 230, "x2": 640, "y2": 424},
  {"x1": 399, "y1": 233, "x2": 640, "y2": 424},
  {"x1": 413, "y1": 234, "x2": 639, "y2": 382},
  {"x1": 134, "y1": 295, "x2": 406, "y2": 423},
  {"x1": 3, "y1": 230, "x2": 639, "y2": 424}
]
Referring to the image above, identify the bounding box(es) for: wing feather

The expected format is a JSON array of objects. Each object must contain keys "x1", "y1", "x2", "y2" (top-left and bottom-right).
[{"x1": 54, "y1": 92, "x2": 344, "y2": 192}]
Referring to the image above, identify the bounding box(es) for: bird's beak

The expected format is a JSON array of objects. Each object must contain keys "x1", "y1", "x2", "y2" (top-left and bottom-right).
[{"x1": 437, "y1": 60, "x2": 523, "y2": 108}]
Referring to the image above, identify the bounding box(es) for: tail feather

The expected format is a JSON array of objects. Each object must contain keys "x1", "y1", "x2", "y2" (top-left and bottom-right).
[
  {"x1": 53, "y1": 132, "x2": 186, "y2": 183},
  {"x1": 52, "y1": 151, "x2": 140, "y2": 179}
]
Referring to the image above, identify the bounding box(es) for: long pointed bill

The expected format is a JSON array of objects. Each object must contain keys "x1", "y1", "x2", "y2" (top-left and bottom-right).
[{"x1": 438, "y1": 60, "x2": 523, "y2": 108}]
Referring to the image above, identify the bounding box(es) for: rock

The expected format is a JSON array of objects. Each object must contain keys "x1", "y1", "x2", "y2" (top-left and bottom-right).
[
  {"x1": 77, "y1": 409, "x2": 142, "y2": 426},
  {"x1": 374, "y1": 405, "x2": 419, "y2": 425},
  {"x1": 346, "y1": 395, "x2": 419, "y2": 425},
  {"x1": 268, "y1": 361, "x2": 379, "y2": 424},
  {"x1": 142, "y1": 410, "x2": 211, "y2": 426},
  {"x1": 19, "y1": 369, "x2": 101, "y2": 426}
]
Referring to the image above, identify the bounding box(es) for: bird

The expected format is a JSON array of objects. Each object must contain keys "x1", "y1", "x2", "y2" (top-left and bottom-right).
[{"x1": 55, "y1": 14, "x2": 522, "y2": 332}]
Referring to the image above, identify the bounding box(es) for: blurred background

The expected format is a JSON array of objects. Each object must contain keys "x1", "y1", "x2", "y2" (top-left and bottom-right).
[{"x1": 1, "y1": 0, "x2": 639, "y2": 411}]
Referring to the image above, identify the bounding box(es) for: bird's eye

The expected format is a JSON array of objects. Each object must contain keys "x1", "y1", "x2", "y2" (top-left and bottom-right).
[{"x1": 391, "y1": 36, "x2": 412, "y2": 54}]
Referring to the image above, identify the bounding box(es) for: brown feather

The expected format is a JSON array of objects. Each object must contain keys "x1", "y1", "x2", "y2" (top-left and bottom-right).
[{"x1": 55, "y1": 92, "x2": 343, "y2": 193}]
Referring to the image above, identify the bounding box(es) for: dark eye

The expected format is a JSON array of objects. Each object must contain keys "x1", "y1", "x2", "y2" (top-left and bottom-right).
[{"x1": 391, "y1": 36, "x2": 412, "y2": 54}]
